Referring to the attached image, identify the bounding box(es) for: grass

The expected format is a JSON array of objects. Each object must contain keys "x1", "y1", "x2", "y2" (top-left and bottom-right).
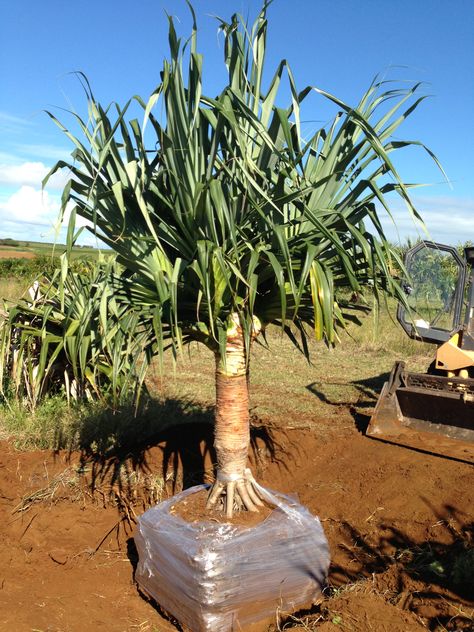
[
  {"x1": 0, "y1": 391, "x2": 212, "y2": 453},
  {"x1": 0, "y1": 240, "x2": 109, "y2": 289},
  {"x1": 12, "y1": 466, "x2": 83, "y2": 514},
  {"x1": 0, "y1": 397, "x2": 79, "y2": 448},
  {"x1": 0, "y1": 276, "x2": 32, "y2": 303},
  {"x1": 150, "y1": 298, "x2": 432, "y2": 431}
]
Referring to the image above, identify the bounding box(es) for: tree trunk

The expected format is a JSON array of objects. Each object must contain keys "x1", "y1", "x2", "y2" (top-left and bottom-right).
[{"x1": 206, "y1": 314, "x2": 264, "y2": 518}]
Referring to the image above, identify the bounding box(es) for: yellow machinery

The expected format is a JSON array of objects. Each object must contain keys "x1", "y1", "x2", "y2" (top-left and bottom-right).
[{"x1": 367, "y1": 242, "x2": 474, "y2": 462}]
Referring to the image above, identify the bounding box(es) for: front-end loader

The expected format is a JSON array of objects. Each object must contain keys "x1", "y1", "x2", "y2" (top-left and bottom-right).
[{"x1": 367, "y1": 241, "x2": 474, "y2": 463}]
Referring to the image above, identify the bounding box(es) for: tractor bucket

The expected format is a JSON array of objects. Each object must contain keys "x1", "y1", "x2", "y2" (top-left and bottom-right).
[{"x1": 367, "y1": 361, "x2": 474, "y2": 463}]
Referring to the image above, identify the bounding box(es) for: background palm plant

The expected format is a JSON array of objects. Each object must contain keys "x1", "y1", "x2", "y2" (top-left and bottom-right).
[
  {"x1": 45, "y1": 2, "x2": 439, "y2": 516},
  {"x1": 0, "y1": 254, "x2": 151, "y2": 410}
]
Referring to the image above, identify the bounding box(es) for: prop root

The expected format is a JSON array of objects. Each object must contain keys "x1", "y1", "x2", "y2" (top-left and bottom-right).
[{"x1": 206, "y1": 470, "x2": 265, "y2": 519}]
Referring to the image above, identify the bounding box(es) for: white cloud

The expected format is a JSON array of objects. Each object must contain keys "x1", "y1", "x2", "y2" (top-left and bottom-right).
[
  {"x1": 0, "y1": 185, "x2": 91, "y2": 227},
  {"x1": 0, "y1": 185, "x2": 98, "y2": 247},
  {"x1": 377, "y1": 195, "x2": 474, "y2": 245},
  {"x1": 14, "y1": 143, "x2": 70, "y2": 162},
  {"x1": 0, "y1": 162, "x2": 49, "y2": 187},
  {"x1": 0, "y1": 185, "x2": 59, "y2": 225},
  {"x1": 0, "y1": 151, "x2": 21, "y2": 164},
  {"x1": 0, "y1": 161, "x2": 70, "y2": 190},
  {"x1": 62, "y1": 204, "x2": 92, "y2": 230},
  {"x1": 0, "y1": 111, "x2": 34, "y2": 130}
]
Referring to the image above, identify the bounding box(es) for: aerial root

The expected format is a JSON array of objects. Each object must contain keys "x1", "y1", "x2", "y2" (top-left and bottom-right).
[
  {"x1": 206, "y1": 480, "x2": 225, "y2": 508},
  {"x1": 206, "y1": 472, "x2": 265, "y2": 519}
]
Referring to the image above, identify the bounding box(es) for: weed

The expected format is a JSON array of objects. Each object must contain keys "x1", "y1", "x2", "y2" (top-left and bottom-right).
[
  {"x1": 404, "y1": 542, "x2": 474, "y2": 600},
  {"x1": 126, "y1": 471, "x2": 171, "y2": 505},
  {"x1": 0, "y1": 277, "x2": 29, "y2": 303}
]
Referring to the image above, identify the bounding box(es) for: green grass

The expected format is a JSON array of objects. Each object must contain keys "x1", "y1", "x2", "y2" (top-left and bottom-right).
[{"x1": 0, "y1": 397, "x2": 75, "y2": 449}]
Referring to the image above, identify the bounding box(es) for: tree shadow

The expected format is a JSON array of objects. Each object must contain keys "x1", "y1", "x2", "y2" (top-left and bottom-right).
[
  {"x1": 324, "y1": 503, "x2": 473, "y2": 629},
  {"x1": 56, "y1": 396, "x2": 283, "y2": 508},
  {"x1": 66, "y1": 394, "x2": 473, "y2": 632},
  {"x1": 61, "y1": 397, "x2": 214, "y2": 500},
  {"x1": 306, "y1": 372, "x2": 389, "y2": 408},
  {"x1": 306, "y1": 372, "x2": 389, "y2": 434},
  {"x1": 279, "y1": 503, "x2": 473, "y2": 631}
]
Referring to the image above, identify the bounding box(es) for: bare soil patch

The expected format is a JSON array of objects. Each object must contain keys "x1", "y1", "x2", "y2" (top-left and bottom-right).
[
  {"x1": 0, "y1": 248, "x2": 36, "y2": 259},
  {"x1": 0, "y1": 411, "x2": 473, "y2": 631},
  {"x1": 171, "y1": 487, "x2": 274, "y2": 527}
]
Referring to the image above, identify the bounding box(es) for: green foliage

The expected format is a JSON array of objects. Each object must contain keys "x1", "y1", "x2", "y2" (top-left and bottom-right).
[
  {"x1": 411, "y1": 544, "x2": 474, "y2": 598},
  {"x1": 0, "y1": 395, "x2": 74, "y2": 449},
  {"x1": 0, "y1": 238, "x2": 20, "y2": 247},
  {"x1": 45, "y1": 3, "x2": 440, "y2": 364},
  {"x1": 392, "y1": 239, "x2": 473, "y2": 272},
  {"x1": 0, "y1": 255, "x2": 97, "y2": 281},
  {"x1": 0, "y1": 256, "x2": 57, "y2": 279},
  {"x1": 0, "y1": 257, "x2": 152, "y2": 410},
  {"x1": 392, "y1": 240, "x2": 472, "y2": 331},
  {"x1": 0, "y1": 392, "x2": 212, "y2": 453}
]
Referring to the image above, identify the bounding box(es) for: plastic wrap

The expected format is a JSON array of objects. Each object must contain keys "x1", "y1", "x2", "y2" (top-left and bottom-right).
[{"x1": 134, "y1": 485, "x2": 330, "y2": 632}]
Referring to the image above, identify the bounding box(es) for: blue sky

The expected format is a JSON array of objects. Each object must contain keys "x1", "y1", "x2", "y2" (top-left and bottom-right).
[{"x1": 0, "y1": 0, "x2": 473, "y2": 246}]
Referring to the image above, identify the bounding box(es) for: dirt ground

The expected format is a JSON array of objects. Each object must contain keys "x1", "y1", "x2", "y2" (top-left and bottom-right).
[
  {"x1": 0, "y1": 249, "x2": 36, "y2": 259},
  {"x1": 0, "y1": 410, "x2": 473, "y2": 632}
]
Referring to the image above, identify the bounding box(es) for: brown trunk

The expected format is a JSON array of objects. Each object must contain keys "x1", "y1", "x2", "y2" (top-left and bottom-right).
[
  {"x1": 206, "y1": 314, "x2": 264, "y2": 518},
  {"x1": 214, "y1": 352, "x2": 250, "y2": 482}
]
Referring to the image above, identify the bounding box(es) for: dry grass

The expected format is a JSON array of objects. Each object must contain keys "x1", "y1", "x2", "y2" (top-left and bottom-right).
[
  {"x1": 274, "y1": 575, "x2": 417, "y2": 630},
  {"x1": 11, "y1": 458, "x2": 171, "y2": 526},
  {"x1": 0, "y1": 276, "x2": 30, "y2": 303},
  {"x1": 150, "y1": 301, "x2": 433, "y2": 431},
  {"x1": 12, "y1": 466, "x2": 83, "y2": 514},
  {"x1": 0, "y1": 249, "x2": 36, "y2": 259}
]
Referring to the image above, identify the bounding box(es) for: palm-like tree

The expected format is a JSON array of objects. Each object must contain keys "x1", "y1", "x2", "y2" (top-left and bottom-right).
[{"x1": 46, "y1": 3, "x2": 437, "y2": 517}]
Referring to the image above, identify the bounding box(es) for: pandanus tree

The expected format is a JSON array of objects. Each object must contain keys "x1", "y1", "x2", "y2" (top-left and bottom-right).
[
  {"x1": 46, "y1": 3, "x2": 437, "y2": 516},
  {"x1": 0, "y1": 257, "x2": 151, "y2": 410}
]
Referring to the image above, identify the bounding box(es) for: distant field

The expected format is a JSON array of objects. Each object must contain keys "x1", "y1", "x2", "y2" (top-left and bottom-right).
[
  {"x1": 0, "y1": 239, "x2": 101, "y2": 260},
  {"x1": 0, "y1": 248, "x2": 36, "y2": 259},
  {"x1": 0, "y1": 239, "x2": 108, "y2": 288}
]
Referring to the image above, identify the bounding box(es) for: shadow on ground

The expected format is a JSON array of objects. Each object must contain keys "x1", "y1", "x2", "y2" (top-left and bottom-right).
[
  {"x1": 330, "y1": 508, "x2": 473, "y2": 593},
  {"x1": 51, "y1": 390, "x2": 473, "y2": 631},
  {"x1": 306, "y1": 372, "x2": 389, "y2": 433},
  {"x1": 306, "y1": 372, "x2": 390, "y2": 409},
  {"x1": 56, "y1": 396, "x2": 282, "y2": 505},
  {"x1": 284, "y1": 504, "x2": 474, "y2": 631}
]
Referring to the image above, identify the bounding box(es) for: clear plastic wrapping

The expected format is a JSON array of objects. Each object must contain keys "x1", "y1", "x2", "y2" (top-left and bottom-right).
[{"x1": 134, "y1": 485, "x2": 330, "y2": 631}]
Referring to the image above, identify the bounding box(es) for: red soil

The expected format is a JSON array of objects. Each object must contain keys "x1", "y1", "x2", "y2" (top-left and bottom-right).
[
  {"x1": 0, "y1": 413, "x2": 473, "y2": 631},
  {"x1": 0, "y1": 249, "x2": 36, "y2": 259}
]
